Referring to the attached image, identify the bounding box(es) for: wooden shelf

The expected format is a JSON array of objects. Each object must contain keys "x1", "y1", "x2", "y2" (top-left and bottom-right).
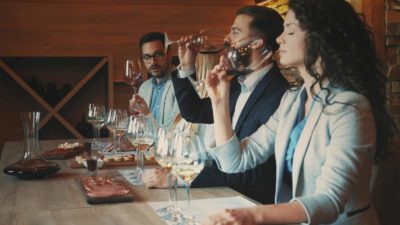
[{"x1": 0, "y1": 56, "x2": 114, "y2": 140}]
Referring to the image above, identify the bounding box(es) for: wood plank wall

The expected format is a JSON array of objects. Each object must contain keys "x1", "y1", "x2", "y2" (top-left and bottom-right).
[
  {"x1": 0, "y1": 0, "x2": 253, "y2": 81},
  {"x1": 0, "y1": 0, "x2": 254, "y2": 149}
]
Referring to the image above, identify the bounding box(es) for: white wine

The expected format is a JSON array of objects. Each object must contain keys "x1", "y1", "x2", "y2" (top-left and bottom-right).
[
  {"x1": 91, "y1": 119, "x2": 105, "y2": 127},
  {"x1": 155, "y1": 158, "x2": 173, "y2": 172},
  {"x1": 172, "y1": 164, "x2": 204, "y2": 183},
  {"x1": 113, "y1": 128, "x2": 126, "y2": 137},
  {"x1": 127, "y1": 137, "x2": 152, "y2": 151}
]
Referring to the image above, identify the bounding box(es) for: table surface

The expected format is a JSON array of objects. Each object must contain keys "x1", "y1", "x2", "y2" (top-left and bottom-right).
[{"x1": 0, "y1": 139, "x2": 245, "y2": 225}]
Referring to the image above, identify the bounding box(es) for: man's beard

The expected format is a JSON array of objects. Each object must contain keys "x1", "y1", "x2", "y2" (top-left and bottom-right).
[{"x1": 148, "y1": 65, "x2": 167, "y2": 78}]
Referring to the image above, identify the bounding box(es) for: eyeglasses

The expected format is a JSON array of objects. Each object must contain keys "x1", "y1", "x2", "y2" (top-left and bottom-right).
[{"x1": 141, "y1": 51, "x2": 165, "y2": 62}]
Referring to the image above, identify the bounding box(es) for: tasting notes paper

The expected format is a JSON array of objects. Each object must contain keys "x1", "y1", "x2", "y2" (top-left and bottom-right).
[{"x1": 148, "y1": 196, "x2": 257, "y2": 224}]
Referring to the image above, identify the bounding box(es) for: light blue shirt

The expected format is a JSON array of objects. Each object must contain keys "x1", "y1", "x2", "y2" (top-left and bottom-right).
[
  {"x1": 150, "y1": 77, "x2": 167, "y2": 123},
  {"x1": 285, "y1": 90, "x2": 317, "y2": 180}
]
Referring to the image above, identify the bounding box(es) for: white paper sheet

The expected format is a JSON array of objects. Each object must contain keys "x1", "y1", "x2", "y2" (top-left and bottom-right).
[{"x1": 148, "y1": 196, "x2": 257, "y2": 224}]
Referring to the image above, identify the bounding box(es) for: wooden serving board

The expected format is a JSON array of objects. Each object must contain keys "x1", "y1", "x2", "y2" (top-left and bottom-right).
[
  {"x1": 67, "y1": 158, "x2": 158, "y2": 169},
  {"x1": 77, "y1": 175, "x2": 134, "y2": 204},
  {"x1": 41, "y1": 142, "x2": 90, "y2": 160}
]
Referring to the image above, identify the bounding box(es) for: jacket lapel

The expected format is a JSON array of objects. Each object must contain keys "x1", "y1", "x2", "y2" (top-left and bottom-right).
[
  {"x1": 274, "y1": 87, "x2": 304, "y2": 202},
  {"x1": 291, "y1": 89, "x2": 331, "y2": 195},
  {"x1": 142, "y1": 81, "x2": 152, "y2": 106},
  {"x1": 234, "y1": 66, "x2": 278, "y2": 133},
  {"x1": 229, "y1": 79, "x2": 241, "y2": 118},
  {"x1": 159, "y1": 78, "x2": 173, "y2": 124}
]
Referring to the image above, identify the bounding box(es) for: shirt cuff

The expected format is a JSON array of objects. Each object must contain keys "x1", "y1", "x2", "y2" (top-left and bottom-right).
[{"x1": 177, "y1": 65, "x2": 196, "y2": 78}]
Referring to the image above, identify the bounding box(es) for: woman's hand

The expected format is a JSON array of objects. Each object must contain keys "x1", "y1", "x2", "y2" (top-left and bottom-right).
[
  {"x1": 201, "y1": 208, "x2": 258, "y2": 225},
  {"x1": 142, "y1": 167, "x2": 169, "y2": 188},
  {"x1": 205, "y1": 56, "x2": 231, "y2": 105},
  {"x1": 177, "y1": 35, "x2": 199, "y2": 71},
  {"x1": 129, "y1": 94, "x2": 150, "y2": 116}
]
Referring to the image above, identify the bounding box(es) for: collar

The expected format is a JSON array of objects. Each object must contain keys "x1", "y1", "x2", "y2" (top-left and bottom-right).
[
  {"x1": 151, "y1": 73, "x2": 170, "y2": 87},
  {"x1": 237, "y1": 63, "x2": 274, "y2": 93}
]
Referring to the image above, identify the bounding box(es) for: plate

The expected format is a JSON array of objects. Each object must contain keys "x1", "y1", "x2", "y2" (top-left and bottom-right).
[{"x1": 3, "y1": 159, "x2": 61, "y2": 179}]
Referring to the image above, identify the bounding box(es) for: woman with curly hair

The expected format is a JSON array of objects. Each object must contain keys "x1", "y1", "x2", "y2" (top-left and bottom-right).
[{"x1": 201, "y1": 0, "x2": 396, "y2": 224}]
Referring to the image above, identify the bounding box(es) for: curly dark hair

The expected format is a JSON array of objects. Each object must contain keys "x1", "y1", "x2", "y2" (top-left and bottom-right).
[{"x1": 288, "y1": 0, "x2": 397, "y2": 161}]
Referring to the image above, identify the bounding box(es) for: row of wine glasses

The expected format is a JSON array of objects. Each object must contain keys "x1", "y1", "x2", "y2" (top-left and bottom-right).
[{"x1": 85, "y1": 102, "x2": 206, "y2": 223}]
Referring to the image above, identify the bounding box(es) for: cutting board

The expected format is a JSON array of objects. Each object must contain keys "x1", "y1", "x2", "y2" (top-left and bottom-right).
[
  {"x1": 41, "y1": 142, "x2": 90, "y2": 160},
  {"x1": 77, "y1": 175, "x2": 134, "y2": 204},
  {"x1": 68, "y1": 158, "x2": 158, "y2": 169}
]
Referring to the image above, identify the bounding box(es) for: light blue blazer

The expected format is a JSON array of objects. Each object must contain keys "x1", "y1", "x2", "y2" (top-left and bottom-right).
[
  {"x1": 138, "y1": 73, "x2": 180, "y2": 129},
  {"x1": 209, "y1": 85, "x2": 380, "y2": 225}
]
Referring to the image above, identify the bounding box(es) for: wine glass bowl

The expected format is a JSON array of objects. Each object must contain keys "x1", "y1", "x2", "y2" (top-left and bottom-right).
[
  {"x1": 124, "y1": 59, "x2": 144, "y2": 94},
  {"x1": 165, "y1": 30, "x2": 228, "y2": 53}
]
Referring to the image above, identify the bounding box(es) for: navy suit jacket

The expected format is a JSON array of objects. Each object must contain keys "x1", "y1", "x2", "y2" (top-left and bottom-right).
[{"x1": 171, "y1": 64, "x2": 288, "y2": 204}]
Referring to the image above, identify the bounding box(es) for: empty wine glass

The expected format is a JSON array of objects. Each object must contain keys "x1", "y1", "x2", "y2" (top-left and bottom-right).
[
  {"x1": 105, "y1": 108, "x2": 128, "y2": 156},
  {"x1": 171, "y1": 131, "x2": 206, "y2": 223},
  {"x1": 86, "y1": 103, "x2": 106, "y2": 151},
  {"x1": 126, "y1": 115, "x2": 155, "y2": 184}
]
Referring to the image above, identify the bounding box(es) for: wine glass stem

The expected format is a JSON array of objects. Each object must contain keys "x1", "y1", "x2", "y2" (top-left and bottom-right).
[
  {"x1": 173, "y1": 175, "x2": 179, "y2": 209},
  {"x1": 167, "y1": 173, "x2": 173, "y2": 208},
  {"x1": 112, "y1": 132, "x2": 117, "y2": 155},
  {"x1": 116, "y1": 135, "x2": 122, "y2": 154},
  {"x1": 185, "y1": 181, "x2": 191, "y2": 210},
  {"x1": 95, "y1": 126, "x2": 101, "y2": 139},
  {"x1": 92, "y1": 125, "x2": 96, "y2": 145},
  {"x1": 139, "y1": 151, "x2": 144, "y2": 175}
]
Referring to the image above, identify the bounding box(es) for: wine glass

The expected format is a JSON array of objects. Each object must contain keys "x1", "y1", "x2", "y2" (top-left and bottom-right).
[
  {"x1": 124, "y1": 59, "x2": 145, "y2": 113},
  {"x1": 105, "y1": 108, "x2": 128, "y2": 156},
  {"x1": 154, "y1": 126, "x2": 176, "y2": 214},
  {"x1": 165, "y1": 30, "x2": 227, "y2": 53},
  {"x1": 126, "y1": 115, "x2": 155, "y2": 184},
  {"x1": 124, "y1": 59, "x2": 144, "y2": 94},
  {"x1": 86, "y1": 103, "x2": 106, "y2": 151},
  {"x1": 171, "y1": 131, "x2": 206, "y2": 223}
]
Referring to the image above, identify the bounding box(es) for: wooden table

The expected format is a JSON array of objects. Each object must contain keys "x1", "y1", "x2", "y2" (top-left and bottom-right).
[{"x1": 0, "y1": 139, "x2": 244, "y2": 225}]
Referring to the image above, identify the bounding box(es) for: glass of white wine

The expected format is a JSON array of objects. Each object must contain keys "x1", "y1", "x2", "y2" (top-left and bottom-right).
[
  {"x1": 105, "y1": 108, "x2": 128, "y2": 156},
  {"x1": 154, "y1": 126, "x2": 178, "y2": 218},
  {"x1": 86, "y1": 103, "x2": 105, "y2": 151},
  {"x1": 171, "y1": 131, "x2": 206, "y2": 223},
  {"x1": 126, "y1": 115, "x2": 155, "y2": 184}
]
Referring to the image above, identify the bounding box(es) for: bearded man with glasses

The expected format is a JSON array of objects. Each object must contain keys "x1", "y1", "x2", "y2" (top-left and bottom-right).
[{"x1": 129, "y1": 32, "x2": 180, "y2": 129}]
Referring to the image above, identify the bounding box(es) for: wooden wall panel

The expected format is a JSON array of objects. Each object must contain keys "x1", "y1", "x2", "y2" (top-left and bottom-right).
[
  {"x1": 0, "y1": 0, "x2": 253, "y2": 148},
  {"x1": 0, "y1": 0, "x2": 253, "y2": 81}
]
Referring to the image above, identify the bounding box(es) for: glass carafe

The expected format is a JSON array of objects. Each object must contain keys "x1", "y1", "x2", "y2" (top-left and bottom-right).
[{"x1": 3, "y1": 112, "x2": 61, "y2": 179}]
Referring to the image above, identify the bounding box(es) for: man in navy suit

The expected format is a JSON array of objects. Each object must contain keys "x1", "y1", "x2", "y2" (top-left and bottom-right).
[
  {"x1": 175, "y1": 6, "x2": 289, "y2": 204},
  {"x1": 144, "y1": 6, "x2": 287, "y2": 204}
]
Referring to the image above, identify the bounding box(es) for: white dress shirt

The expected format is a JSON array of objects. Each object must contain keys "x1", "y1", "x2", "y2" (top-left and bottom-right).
[{"x1": 231, "y1": 64, "x2": 273, "y2": 129}]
